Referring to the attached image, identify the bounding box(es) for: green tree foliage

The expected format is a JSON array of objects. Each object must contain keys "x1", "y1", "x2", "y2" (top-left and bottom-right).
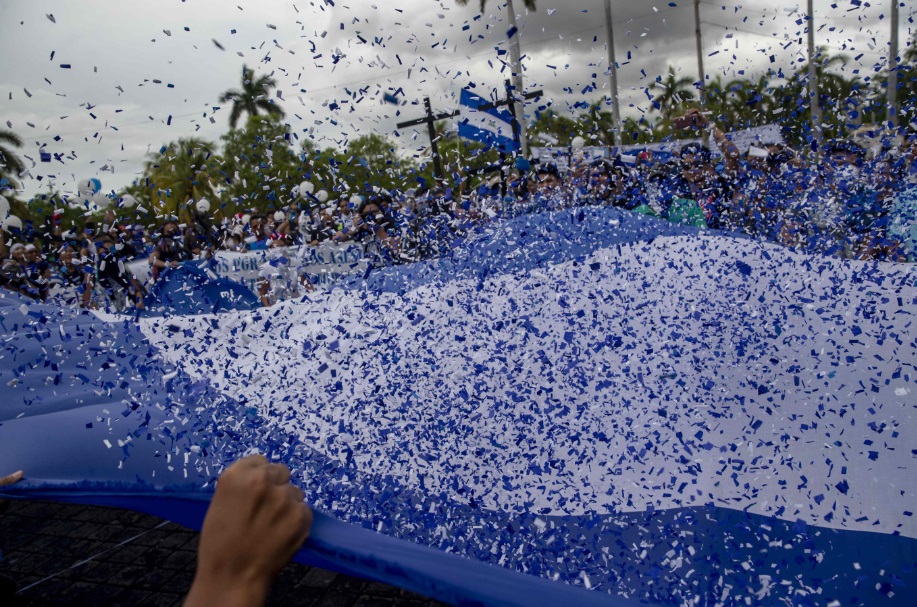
[
  {"x1": 26, "y1": 188, "x2": 99, "y2": 236},
  {"x1": 652, "y1": 66, "x2": 697, "y2": 124},
  {"x1": 0, "y1": 129, "x2": 26, "y2": 191},
  {"x1": 529, "y1": 108, "x2": 581, "y2": 147},
  {"x1": 619, "y1": 116, "x2": 660, "y2": 145},
  {"x1": 120, "y1": 179, "x2": 153, "y2": 213},
  {"x1": 220, "y1": 115, "x2": 309, "y2": 216},
  {"x1": 863, "y1": 32, "x2": 917, "y2": 128},
  {"x1": 564, "y1": 36, "x2": 917, "y2": 152},
  {"x1": 142, "y1": 138, "x2": 221, "y2": 224},
  {"x1": 319, "y1": 133, "x2": 417, "y2": 195},
  {"x1": 899, "y1": 34, "x2": 917, "y2": 125},
  {"x1": 410, "y1": 122, "x2": 500, "y2": 189},
  {"x1": 772, "y1": 49, "x2": 867, "y2": 146}
]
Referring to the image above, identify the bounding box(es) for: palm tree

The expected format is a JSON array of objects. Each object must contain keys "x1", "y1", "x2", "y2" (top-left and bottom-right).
[
  {"x1": 219, "y1": 65, "x2": 285, "y2": 130},
  {"x1": 720, "y1": 76, "x2": 775, "y2": 131},
  {"x1": 703, "y1": 75, "x2": 731, "y2": 128},
  {"x1": 619, "y1": 116, "x2": 657, "y2": 145},
  {"x1": 456, "y1": 0, "x2": 536, "y2": 156},
  {"x1": 529, "y1": 107, "x2": 580, "y2": 147},
  {"x1": 652, "y1": 66, "x2": 697, "y2": 123},
  {"x1": 0, "y1": 129, "x2": 26, "y2": 189},
  {"x1": 778, "y1": 49, "x2": 860, "y2": 144},
  {"x1": 582, "y1": 101, "x2": 616, "y2": 146},
  {"x1": 892, "y1": 33, "x2": 917, "y2": 125},
  {"x1": 144, "y1": 138, "x2": 220, "y2": 222}
]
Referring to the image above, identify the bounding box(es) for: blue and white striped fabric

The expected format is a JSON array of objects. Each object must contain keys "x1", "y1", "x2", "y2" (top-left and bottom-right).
[
  {"x1": 1, "y1": 205, "x2": 915, "y2": 606},
  {"x1": 458, "y1": 88, "x2": 519, "y2": 153}
]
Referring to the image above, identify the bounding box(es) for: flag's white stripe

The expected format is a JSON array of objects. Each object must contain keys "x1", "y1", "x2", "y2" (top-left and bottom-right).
[{"x1": 140, "y1": 234, "x2": 917, "y2": 539}]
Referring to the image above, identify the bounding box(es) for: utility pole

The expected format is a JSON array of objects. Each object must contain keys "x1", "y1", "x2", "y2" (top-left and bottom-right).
[
  {"x1": 807, "y1": 0, "x2": 822, "y2": 153},
  {"x1": 694, "y1": 0, "x2": 706, "y2": 105},
  {"x1": 396, "y1": 97, "x2": 461, "y2": 181},
  {"x1": 505, "y1": 0, "x2": 529, "y2": 158},
  {"x1": 889, "y1": 0, "x2": 899, "y2": 128},
  {"x1": 604, "y1": 0, "x2": 622, "y2": 148}
]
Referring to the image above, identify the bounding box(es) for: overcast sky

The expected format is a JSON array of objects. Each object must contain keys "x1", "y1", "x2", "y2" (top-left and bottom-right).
[{"x1": 0, "y1": 0, "x2": 912, "y2": 200}]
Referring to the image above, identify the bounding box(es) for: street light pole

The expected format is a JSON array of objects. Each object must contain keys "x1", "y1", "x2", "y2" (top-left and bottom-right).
[
  {"x1": 889, "y1": 0, "x2": 899, "y2": 128},
  {"x1": 694, "y1": 0, "x2": 706, "y2": 105},
  {"x1": 604, "y1": 0, "x2": 622, "y2": 148},
  {"x1": 807, "y1": 0, "x2": 822, "y2": 153},
  {"x1": 505, "y1": 0, "x2": 529, "y2": 158}
]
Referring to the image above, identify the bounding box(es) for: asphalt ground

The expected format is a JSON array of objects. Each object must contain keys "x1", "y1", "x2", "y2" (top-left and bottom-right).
[{"x1": 0, "y1": 499, "x2": 447, "y2": 607}]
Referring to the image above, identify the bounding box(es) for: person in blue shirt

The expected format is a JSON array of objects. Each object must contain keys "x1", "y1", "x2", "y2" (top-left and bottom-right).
[
  {"x1": 886, "y1": 132, "x2": 917, "y2": 260},
  {"x1": 865, "y1": 147, "x2": 908, "y2": 261},
  {"x1": 734, "y1": 144, "x2": 801, "y2": 241},
  {"x1": 819, "y1": 139, "x2": 894, "y2": 260}
]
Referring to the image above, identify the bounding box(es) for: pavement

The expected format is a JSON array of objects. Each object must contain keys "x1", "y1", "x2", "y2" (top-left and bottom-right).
[{"x1": 0, "y1": 499, "x2": 447, "y2": 607}]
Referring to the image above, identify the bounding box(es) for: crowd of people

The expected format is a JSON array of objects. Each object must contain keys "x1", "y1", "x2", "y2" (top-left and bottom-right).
[{"x1": 2, "y1": 110, "x2": 916, "y2": 311}]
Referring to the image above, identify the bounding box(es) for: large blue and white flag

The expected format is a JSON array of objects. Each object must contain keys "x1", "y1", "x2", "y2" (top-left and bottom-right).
[
  {"x1": 1, "y1": 206, "x2": 915, "y2": 606},
  {"x1": 458, "y1": 88, "x2": 519, "y2": 153}
]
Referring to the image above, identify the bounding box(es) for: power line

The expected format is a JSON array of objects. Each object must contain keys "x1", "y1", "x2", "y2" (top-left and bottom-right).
[{"x1": 25, "y1": 109, "x2": 210, "y2": 143}]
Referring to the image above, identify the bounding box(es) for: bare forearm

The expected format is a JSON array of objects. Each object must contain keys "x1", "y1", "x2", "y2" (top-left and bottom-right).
[{"x1": 709, "y1": 126, "x2": 739, "y2": 171}]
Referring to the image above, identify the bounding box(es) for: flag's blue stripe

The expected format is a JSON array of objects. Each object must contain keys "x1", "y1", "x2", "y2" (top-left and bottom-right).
[
  {"x1": 142, "y1": 263, "x2": 261, "y2": 316},
  {"x1": 7, "y1": 483, "x2": 916, "y2": 607},
  {"x1": 460, "y1": 88, "x2": 515, "y2": 125},
  {"x1": 457, "y1": 122, "x2": 518, "y2": 153}
]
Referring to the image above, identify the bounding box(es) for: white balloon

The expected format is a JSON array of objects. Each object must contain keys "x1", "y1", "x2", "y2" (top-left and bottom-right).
[
  {"x1": 195, "y1": 198, "x2": 211, "y2": 214},
  {"x1": 316, "y1": 189, "x2": 329, "y2": 203},
  {"x1": 91, "y1": 193, "x2": 111, "y2": 209},
  {"x1": 241, "y1": 214, "x2": 251, "y2": 226},
  {"x1": 1, "y1": 215, "x2": 23, "y2": 232},
  {"x1": 77, "y1": 179, "x2": 94, "y2": 195},
  {"x1": 299, "y1": 181, "x2": 315, "y2": 197},
  {"x1": 571, "y1": 136, "x2": 586, "y2": 149},
  {"x1": 273, "y1": 210, "x2": 285, "y2": 223},
  {"x1": 0, "y1": 194, "x2": 8, "y2": 219},
  {"x1": 118, "y1": 194, "x2": 137, "y2": 209},
  {"x1": 349, "y1": 195, "x2": 363, "y2": 206}
]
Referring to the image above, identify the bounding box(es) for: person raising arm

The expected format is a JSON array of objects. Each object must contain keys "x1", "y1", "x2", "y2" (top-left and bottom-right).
[{"x1": 675, "y1": 108, "x2": 741, "y2": 176}]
